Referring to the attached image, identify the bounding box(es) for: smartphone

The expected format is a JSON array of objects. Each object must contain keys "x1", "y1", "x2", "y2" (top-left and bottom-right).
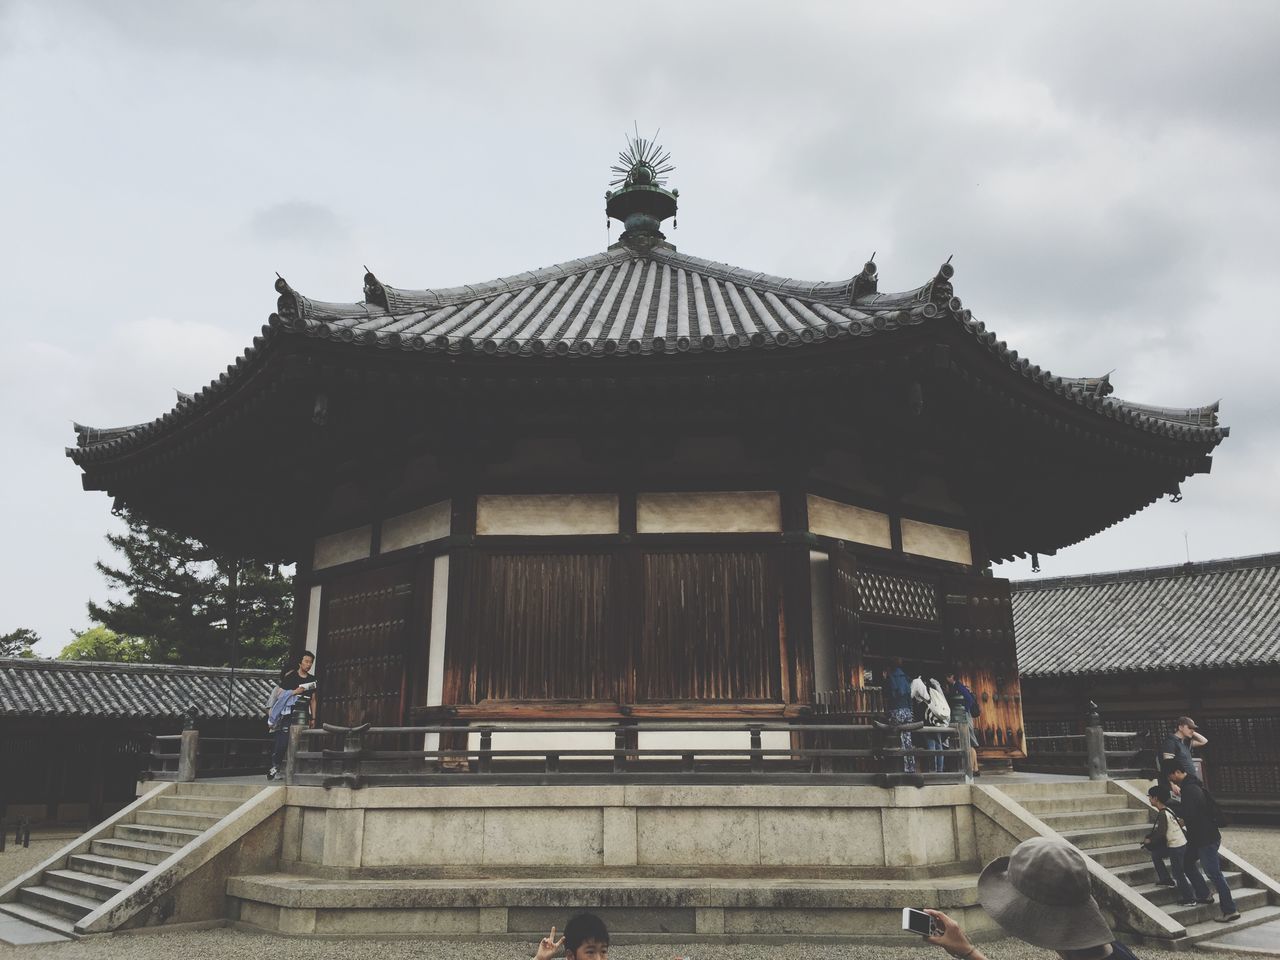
[{"x1": 903, "y1": 907, "x2": 938, "y2": 936}]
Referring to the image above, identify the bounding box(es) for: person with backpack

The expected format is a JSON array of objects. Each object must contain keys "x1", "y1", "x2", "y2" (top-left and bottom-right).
[
  {"x1": 1143, "y1": 784, "x2": 1202, "y2": 906},
  {"x1": 926, "y1": 677, "x2": 952, "y2": 773},
  {"x1": 912, "y1": 673, "x2": 948, "y2": 773},
  {"x1": 1162, "y1": 761, "x2": 1239, "y2": 922}
]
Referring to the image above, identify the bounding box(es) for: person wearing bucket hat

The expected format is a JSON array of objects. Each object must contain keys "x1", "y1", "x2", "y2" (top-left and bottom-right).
[{"x1": 921, "y1": 837, "x2": 1141, "y2": 960}]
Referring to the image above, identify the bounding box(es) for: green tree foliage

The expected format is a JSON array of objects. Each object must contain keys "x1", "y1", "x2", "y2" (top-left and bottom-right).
[
  {"x1": 0, "y1": 627, "x2": 40, "y2": 658},
  {"x1": 57, "y1": 625, "x2": 148, "y2": 663},
  {"x1": 88, "y1": 511, "x2": 293, "y2": 668}
]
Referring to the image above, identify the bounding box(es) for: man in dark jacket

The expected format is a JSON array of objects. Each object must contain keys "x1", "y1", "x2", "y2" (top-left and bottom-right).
[{"x1": 1163, "y1": 761, "x2": 1239, "y2": 922}]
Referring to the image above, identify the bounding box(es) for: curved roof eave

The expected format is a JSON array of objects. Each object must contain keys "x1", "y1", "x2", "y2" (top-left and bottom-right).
[{"x1": 68, "y1": 247, "x2": 1228, "y2": 465}]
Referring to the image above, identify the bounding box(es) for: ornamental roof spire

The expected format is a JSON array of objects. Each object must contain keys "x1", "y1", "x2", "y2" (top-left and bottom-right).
[{"x1": 605, "y1": 129, "x2": 678, "y2": 248}]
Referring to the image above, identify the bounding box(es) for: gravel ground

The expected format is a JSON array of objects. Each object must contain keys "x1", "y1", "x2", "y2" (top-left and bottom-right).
[
  {"x1": 0, "y1": 840, "x2": 67, "y2": 889},
  {"x1": 1223, "y1": 824, "x2": 1280, "y2": 879},
  {"x1": 0, "y1": 830, "x2": 1276, "y2": 959},
  {"x1": 0, "y1": 926, "x2": 1274, "y2": 960}
]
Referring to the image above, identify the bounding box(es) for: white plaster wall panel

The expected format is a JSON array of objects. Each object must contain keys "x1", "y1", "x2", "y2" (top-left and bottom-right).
[
  {"x1": 465, "y1": 729, "x2": 616, "y2": 756},
  {"x1": 312, "y1": 525, "x2": 372, "y2": 569},
  {"x1": 304, "y1": 585, "x2": 322, "y2": 654},
  {"x1": 637, "y1": 730, "x2": 791, "y2": 758},
  {"x1": 636, "y1": 491, "x2": 781, "y2": 533},
  {"x1": 475, "y1": 494, "x2": 619, "y2": 536},
  {"x1": 422, "y1": 555, "x2": 449, "y2": 757},
  {"x1": 806, "y1": 495, "x2": 891, "y2": 548},
  {"x1": 380, "y1": 500, "x2": 452, "y2": 552},
  {"x1": 809, "y1": 551, "x2": 835, "y2": 693},
  {"x1": 900, "y1": 518, "x2": 972, "y2": 565}
]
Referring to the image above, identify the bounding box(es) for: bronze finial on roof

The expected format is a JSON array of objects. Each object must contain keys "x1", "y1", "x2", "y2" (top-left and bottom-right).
[{"x1": 605, "y1": 129, "x2": 678, "y2": 248}]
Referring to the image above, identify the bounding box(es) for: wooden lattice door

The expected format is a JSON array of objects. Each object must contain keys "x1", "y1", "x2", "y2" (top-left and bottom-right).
[
  {"x1": 830, "y1": 551, "x2": 944, "y2": 713},
  {"x1": 318, "y1": 562, "x2": 421, "y2": 727},
  {"x1": 941, "y1": 573, "x2": 1025, "y2": 757}
]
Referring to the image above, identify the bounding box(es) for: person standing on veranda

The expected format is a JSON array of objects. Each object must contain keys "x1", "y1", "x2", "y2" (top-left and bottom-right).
[{"x1": 267, "y1": 650, "x2": 318, "y2": 781}]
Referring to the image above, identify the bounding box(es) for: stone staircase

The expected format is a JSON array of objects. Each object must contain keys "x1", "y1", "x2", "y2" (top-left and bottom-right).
[
  {"x1": 998, "y1": 780, "x2": 1280, "y2": 949},
  {"x1": 0, "y1": 783, "x2": 261, "y2": 937}
]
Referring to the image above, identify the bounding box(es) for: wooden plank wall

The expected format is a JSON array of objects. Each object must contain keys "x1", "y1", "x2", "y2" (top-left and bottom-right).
[{"x1": 639, "y1": 549, "x2": 782, "y2": 701}]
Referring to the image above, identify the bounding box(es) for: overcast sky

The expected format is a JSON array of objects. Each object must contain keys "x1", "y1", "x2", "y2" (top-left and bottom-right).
[{"x1": 2, "y1": 1, "x2": 1278, "y2": 657}]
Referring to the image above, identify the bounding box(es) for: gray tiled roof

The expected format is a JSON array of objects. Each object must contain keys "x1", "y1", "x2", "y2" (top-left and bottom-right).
[
  {"x1": 1012, "y1": 553, "x2": 1280, "y2": 676},
  {"x1": 68, "y1": 243, "x2": 1227, "y2": 463},
  {"x1": 0, "y1": 658, "x2": 277, "y2": 720}
]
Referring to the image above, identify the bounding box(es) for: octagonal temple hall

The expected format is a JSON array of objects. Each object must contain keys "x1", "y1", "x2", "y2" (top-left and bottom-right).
[{"x1": 68, "y1": 143, "x2": 1227, "y2": 766}]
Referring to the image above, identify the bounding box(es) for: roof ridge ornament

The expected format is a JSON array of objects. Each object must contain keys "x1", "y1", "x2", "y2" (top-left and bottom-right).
[
  {"x1": 363, "y1": 266, "x2": 388, "y2": 308},
  {"x1": 851, "y1": 253, "x2": 878, "y2": 300},
  {"x1": 605, "y1": 129, "x2": 678, "y2": 250}
]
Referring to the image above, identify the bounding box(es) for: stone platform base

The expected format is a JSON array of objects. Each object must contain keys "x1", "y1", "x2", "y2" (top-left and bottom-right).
[{"x1": 228, "y1": 873, "x2": 1002, "y2": 941}]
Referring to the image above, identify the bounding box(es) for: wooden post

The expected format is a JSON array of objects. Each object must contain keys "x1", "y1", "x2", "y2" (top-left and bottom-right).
[
  {"x1": 749, "y1": 724, "x2": 764, "y2": 774},
  {"x1": 950, "y1": 691, "x2": 975, "y2": 783},
  {"x1": 176, "y1": 729, "x2": 199, "y2": 783},
  {"x1": 284, "y1": 723, "x2": 303, "y2": 784},
  {"x1": 1085, "y1": 701, "x2": 1108, "y2": 781},
  {"x1": 478, "y1": 728, "x2": 493, "y2": 774},
  {"x1": 612, "y1": 725, "x2": 627, "y2": 774}
]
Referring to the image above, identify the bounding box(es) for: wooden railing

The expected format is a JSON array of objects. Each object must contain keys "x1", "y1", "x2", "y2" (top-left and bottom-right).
[
  {"x1": 148, "y1": 731, "x2": 273, "y2": 781},
  {"x1": 1016, "y1": 702, "x2": 1152, "y2": 779},
  {"x1": 284, "y1": 709, "x2": 975, "y2": 789}
]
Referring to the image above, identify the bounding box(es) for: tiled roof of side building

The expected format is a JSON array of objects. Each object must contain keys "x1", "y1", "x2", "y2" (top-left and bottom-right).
[
  {"x1": 67, "y1": 244, "x2": 1226, "y2": 464},
  {"x1": 1012, "y1": 552, "x2": 1280, "y2": 676},
  {"x1": 0, "y1": 658, "x2": 277, "y2": 720}
]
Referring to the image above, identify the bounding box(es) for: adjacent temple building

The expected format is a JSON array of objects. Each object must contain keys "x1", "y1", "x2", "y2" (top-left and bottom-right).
[{"x1": 68, "y1": 139, "x2": 1227, "y2": 767}]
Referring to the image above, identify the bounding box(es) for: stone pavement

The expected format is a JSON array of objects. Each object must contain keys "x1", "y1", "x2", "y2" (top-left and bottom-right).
[
  {"x1": 1198, "y1": 917, "x2": 1280, "y2": 956},
  {"x1": 0, "y1": 911, "x2": 70, "y2": 945}
]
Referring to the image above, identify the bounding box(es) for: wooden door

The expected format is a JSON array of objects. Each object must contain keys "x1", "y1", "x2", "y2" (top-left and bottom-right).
[
  {"x1": 318, "y1": 561, "x2": 420, "y2": 726},
  {"x1": 942, "y1": 572, "x2": 1025, "y2": 756}
]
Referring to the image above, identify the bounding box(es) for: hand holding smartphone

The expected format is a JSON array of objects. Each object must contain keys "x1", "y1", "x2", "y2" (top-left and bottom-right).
[{"x1": 903, "y1": 907, "x2": 941, "y2": 937}]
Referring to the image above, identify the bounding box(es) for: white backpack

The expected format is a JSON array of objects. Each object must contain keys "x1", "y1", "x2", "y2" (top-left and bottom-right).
[{"x1": 926, "y1": 681, "x2": 952, "y2": 725}]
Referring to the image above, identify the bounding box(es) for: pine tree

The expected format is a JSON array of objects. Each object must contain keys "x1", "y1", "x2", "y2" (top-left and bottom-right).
[
  {"x1": 0, "y1": 627, "x2": 40, "y2": 658},
  {"x1": 88, "y1": 511, "x2": 293, "y2": 668}
]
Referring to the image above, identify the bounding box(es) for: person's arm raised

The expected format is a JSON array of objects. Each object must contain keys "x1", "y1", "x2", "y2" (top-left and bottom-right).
[{"x1": 923, "y1": 909, "x2": 988, "y2": 960}]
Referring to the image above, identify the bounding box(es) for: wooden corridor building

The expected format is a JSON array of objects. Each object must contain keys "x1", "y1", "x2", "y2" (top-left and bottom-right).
[{"x1": 66, "y1": 140, "x2": 1228, "y2": 765}]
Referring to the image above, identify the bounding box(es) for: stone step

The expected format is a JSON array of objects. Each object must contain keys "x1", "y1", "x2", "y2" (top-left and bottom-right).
[
  {"x1": 0, "y1": 901, "x2": 77, "y2": 937},
  {"x1": 115, "y1": 822, "x2": 203, "y2": 848},
  {"x1": 16, "y1": 885, "x2": 99, "y2": 922},
  {"x1": 157, "y1": 795, "x2": 243, "y2": 815},
  {"x1": 43, "y1": 869, "x2": 129, "y2": 902},
  {"x1": 1086, "y1": 843, "x2": 1152, "y2": 868},
  {"x1": 997, "y1": 780, "x2": 1111, "y2": 801},
  {"x1": 1129, "y1": 872, "x2": 1244, "y2": 905},
  {"x1": 1038, "y1": 808, "x2": 1152, "y2": 831},
  {"x1": 1180, "y1": 904, "x2": 1280, "y2": 945},
  {"x1": 1165, "y1": 887, "x2": 1269, "y2": 927},
  {"x1": 227, "y1": 871, "x2": 999, "y2": 939},
  {"x1": 67, "y1": 853, "x2": 150, "y2": 884},
  {"x1": 135, "y1": 808, "x2": 223, "y2": 831},
  {"x1": 172, "y1": 782, "x2": 264, "y2": 800},
  {"x1": 91, "y1": 837, "x2": 181, "y2": 866},
  {"x1": 1059, "y1": 823, "x2": 1151, "y2": 850},
  {"x1": 1021, "y1": 794, "x2": 1134, "y2": 815}
]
